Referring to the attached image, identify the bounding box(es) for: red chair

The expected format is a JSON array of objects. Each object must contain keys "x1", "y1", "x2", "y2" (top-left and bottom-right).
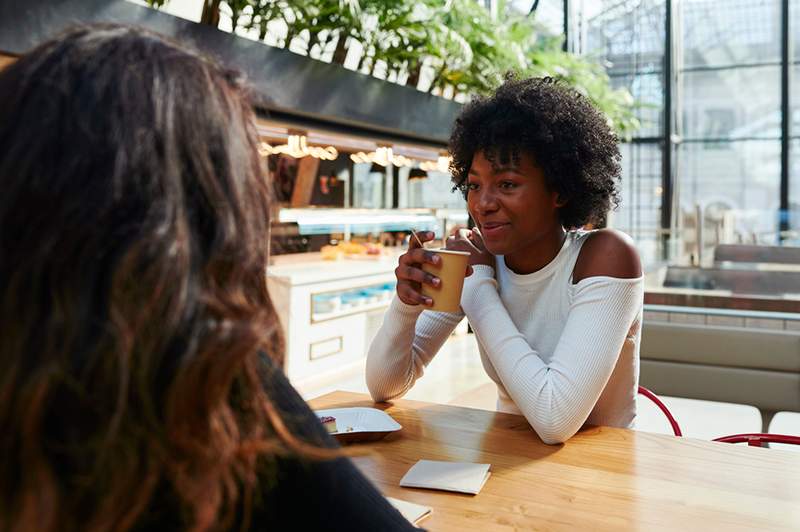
[
  {"x1": 638, "y1": 385, "x2": 682, "y2": 437},
  {"x1": 712, "y1": 433, "x2": 800, "y2": 448}
]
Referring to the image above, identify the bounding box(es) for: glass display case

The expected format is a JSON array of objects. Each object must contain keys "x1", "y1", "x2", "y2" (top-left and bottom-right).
[{"x1": 311, "y1": 281, "x2": 396, "y2": 323}]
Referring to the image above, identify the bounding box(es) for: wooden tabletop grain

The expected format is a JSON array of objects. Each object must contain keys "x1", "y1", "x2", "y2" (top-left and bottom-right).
[{"x1": 310, "y1": 391, "x2": 800, "y2": 531}]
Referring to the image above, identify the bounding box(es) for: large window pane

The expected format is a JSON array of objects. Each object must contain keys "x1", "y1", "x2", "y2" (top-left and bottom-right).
[
  {"x1": 682, "y1": 0, "x2": 782, "y2": 69},
  {"x1": 517, "y1": 0, "x2": 564, "y2": 37},
  {"x1": 583, "y1": 1, "x2": 665, "y2": 139},
  {"x1": 679, "y1": 141, "x2": 781, "y2": 237},
  {"x1": 681, "y1": 66, "x2": 781, "y2": 140},
  {"x1": 614, "y1": 142, "x2": 663, "y2": 240},
  {"x1": 614, "y1": 143, "x2": 663, "y2": 264},
  {"x1": 582, "y1": 0, "x2": 666, "y2": 262},
  {"x1": 793, "y1": 0, "x2": 800, "y2": 58},
  {"x1": 585, "y1": 0, "x2": 665, "y2": 74},
  {"x1": 610, "y1": 71, "x2": 664, "y2": 137}
]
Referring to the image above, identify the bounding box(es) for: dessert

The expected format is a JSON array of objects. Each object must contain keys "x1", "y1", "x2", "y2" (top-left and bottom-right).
[{"x1": 319, "y1": 415, "x2": 337, "y2": 433}]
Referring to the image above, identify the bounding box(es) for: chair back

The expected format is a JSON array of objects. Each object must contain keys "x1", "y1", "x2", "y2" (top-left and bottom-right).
[{"x1": 638, "y1": 385, "x2": 682, "y2": 437}]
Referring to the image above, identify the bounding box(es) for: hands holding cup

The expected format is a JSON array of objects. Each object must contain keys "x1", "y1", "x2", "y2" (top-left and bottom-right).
[
  {"x1": 445, "y1": 228, "x2": 494, "y2": 269},
  {"x1": 394, "y1": 230, "x2": 489, "y2": 312}
]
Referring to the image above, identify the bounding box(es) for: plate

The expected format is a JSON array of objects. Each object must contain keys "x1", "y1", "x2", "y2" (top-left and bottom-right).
[{"x1": 315, "y1": 407, "x2": 402, "y2": 443}]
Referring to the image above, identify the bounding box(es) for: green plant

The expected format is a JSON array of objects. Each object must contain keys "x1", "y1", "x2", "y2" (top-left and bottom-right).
[{"x1": 145, "y1": 0, "x2": 639, "y2": 137}]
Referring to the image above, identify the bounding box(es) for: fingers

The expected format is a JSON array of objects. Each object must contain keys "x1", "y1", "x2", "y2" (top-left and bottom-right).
[
  {"x1": 469, "y1": 227, "x2": 484, "y2": 243},
  {"x1": 395, "y1": 249, "x2": 439, "y2": 307},
  {"x1": 394, "y1": 264, "x2": 440, "y2": 288},
  {"x1": 397, "y1": 283, "x2": 433, "y2": 307},
  {"x1": 400, "y1": 247, "x2": 441, "y2": 267},
  {"x1": 468, "y1": 227, "x2": 488, "y2": 252},
  {"x1": 445, "y1": 234, "x2": 478, "y2": 253},
  {"x1": 408, "y1": 230, "x2": 436, "y2": 250}
]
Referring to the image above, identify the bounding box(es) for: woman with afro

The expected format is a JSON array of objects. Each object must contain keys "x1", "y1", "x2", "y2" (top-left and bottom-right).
[{"x1": 367, "y1": 77, "x2": 643, "y2": 444}]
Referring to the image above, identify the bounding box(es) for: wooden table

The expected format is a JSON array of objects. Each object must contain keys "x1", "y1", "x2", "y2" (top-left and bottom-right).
[{"x1": 310, "y1": 391, "x2": 800, "y2": 531}]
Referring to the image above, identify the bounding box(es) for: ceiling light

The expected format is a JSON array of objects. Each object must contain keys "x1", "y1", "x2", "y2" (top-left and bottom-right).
[{"x1": 259, "y1": 133, "x2": 338, "y2": 160}]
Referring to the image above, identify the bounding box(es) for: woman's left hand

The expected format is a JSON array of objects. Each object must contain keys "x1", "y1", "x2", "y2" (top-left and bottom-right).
[{"x1": 446, "y1": 228, "x2": 495, "y2": 269}]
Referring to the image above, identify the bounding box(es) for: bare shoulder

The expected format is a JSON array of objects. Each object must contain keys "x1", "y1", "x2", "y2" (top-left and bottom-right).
[{"x1": 572, "y1": 229, "x2": 642, "y2": 284}]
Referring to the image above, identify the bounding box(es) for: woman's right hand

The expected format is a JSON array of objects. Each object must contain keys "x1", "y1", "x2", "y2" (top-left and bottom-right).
[{"x1": 395, "y1": 231, "x2": 442, "y2": 307}]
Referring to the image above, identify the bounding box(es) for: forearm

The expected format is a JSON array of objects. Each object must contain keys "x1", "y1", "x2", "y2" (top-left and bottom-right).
[
  {"x1": 365, "y1": 296, "x2": 462, "y2": 402},
  {"x1": 462, "y1": 268, "x2": 642, "y2": 444}
]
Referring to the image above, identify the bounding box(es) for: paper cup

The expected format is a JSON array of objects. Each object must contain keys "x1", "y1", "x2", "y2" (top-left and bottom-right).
[{"x1": 420, "y1": 249, "x2": 471, "y2": 312}]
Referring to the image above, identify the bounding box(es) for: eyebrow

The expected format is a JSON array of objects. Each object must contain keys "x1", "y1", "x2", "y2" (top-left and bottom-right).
[{"x1": 468, "y1": 165, "x2": 522, "y2": 177}]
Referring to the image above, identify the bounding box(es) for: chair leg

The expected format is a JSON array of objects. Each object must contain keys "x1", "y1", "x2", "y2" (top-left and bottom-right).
[
  {"x1": 761, "y1": 410, "x2": 776, "y2": 433},
  {"x1": 760, "y1": 410, "x2": 777, "y2": 448}
]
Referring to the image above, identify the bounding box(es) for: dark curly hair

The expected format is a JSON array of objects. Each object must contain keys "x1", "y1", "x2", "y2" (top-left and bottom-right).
[{"x1": 449, "y1": 76, "x2": 621, "y2": 228}]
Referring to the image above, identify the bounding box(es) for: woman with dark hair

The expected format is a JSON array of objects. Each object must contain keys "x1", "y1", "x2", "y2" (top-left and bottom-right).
[
  {"x1": 0, "y1": 25, "x2": 417, "y2": 532},
  {"x1": 367, "y1": 77, "x2": 643, "y2": 445}
]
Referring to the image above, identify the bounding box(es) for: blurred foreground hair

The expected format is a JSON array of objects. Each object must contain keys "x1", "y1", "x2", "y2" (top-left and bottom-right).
[{"x1": 0, "y1": 24, "x2": 330, "y2": 532}]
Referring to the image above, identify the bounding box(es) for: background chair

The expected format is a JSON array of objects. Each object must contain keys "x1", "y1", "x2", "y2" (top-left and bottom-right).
[
  {"x1": 712, "y1": 433, "x2": 800, "y2": 448},
  {"x1": 638, "y1": 385, "x2": 682, "y2": 436}
]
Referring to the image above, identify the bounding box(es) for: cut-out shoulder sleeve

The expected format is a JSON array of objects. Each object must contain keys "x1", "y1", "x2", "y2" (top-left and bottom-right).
[{"x1": 572, "y1": 229, "x2": 642, "y2": 283}]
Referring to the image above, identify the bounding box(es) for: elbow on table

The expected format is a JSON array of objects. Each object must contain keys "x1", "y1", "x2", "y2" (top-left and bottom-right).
[
  {"x1": 365, "y1": 365, "x2": 403, "y2": 403},
  {"x1": 365, "y1": 368, "x2": 386, "y2": 402},
  {"x1": 365, "y1": 357, "x2": 391, "y2": 402},
  {"x1": 366, "y1": 379, "x2": 391, "y2": 403},
  {"x1": 535, "y1": 422, "x2": 579, "y2": 445}
]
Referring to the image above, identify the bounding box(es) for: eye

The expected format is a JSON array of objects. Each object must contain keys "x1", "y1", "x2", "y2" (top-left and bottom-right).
[
  {"x1": 499, "y1": 181, "x2": 517, "y2": 189},
  {"x1": 459, "y1": 182, "x2": 479, "y2": 192}
]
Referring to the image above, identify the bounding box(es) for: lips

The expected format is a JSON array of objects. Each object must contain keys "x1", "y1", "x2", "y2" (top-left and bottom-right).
[
  {"x1": 480, "y1": 221, "x2": 509, "y2": 238},
  {"x1": 481, "y1": 222, "x2": 507, "y2": 230}
]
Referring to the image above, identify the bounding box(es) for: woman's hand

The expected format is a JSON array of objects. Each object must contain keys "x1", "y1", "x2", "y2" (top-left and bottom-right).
[
  {"x1": 446, "y1": 228, "x2": 495, "y2": 269},
  {"x1": 394, "y1": 231, "x2": 442, "y2": 307},
  {"x1": 394, "y1": 231, "x2": 479, "y2": 306}
]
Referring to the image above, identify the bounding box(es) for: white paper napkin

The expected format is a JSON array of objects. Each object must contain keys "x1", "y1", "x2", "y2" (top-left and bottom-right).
[
  {"x1": 399, "y1": 459, "x2": 491, "y2": 495},
  {"x1": 386, "y1": 497, "x2": 432, "y2": 525}
]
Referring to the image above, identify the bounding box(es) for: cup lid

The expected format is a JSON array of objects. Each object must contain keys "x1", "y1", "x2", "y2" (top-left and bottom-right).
[{"x1": 431, "y1": 248, "x2": 471, "y2": 256}]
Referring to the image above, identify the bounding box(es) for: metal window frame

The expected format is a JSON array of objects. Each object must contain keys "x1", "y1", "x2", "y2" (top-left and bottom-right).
[
  {"x1": 780, "y1": 0, "x2": 791, "y2": 237},
  {"x1": 662, "y1": 0, "x2": 675, "y2": 257}
]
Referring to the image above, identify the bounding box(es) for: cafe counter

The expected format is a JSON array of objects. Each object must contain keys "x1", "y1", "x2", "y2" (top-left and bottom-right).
[{"x1": 267, "y1": 252, "x2": 402, "y2": 389}]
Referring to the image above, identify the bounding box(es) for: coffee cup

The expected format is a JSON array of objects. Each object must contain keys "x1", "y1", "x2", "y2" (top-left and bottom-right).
[{"x1": 420, "y1": 249, "x2": 471, "y2": 312}]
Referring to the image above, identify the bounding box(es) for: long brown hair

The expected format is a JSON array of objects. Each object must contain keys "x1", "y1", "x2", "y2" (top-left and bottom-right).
[{"x1": 0, "y1": 24, "x2": 328, "y2": 532}]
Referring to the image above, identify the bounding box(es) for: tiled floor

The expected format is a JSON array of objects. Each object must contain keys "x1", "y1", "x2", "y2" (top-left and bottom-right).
[{"x1": 302, "y1": 333, "x2": 800, "y2": 450}]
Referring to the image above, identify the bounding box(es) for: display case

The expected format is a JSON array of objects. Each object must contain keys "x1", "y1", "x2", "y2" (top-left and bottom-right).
[
  {"x1": 267, "y1": 256, "x2": 398, "y2": 387},
  {"x1": 311, "y1": 281, "x2": 396, "y2": 323}
]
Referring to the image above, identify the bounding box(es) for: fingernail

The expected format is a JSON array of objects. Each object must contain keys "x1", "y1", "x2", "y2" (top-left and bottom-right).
[
  {"x1": 424, "y1": 298, "x2": 433, "y2": 306},
  {"x1": 433, "y1": 255, "x2": 441, "y2": 264},
  {"x1": 432, "y1": 277, "x2": 441, "y2": 287}
]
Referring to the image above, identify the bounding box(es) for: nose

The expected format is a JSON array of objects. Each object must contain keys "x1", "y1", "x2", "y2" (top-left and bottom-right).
[{"x1": 473, "y1": 186, "x2": 499, "y2": 215}]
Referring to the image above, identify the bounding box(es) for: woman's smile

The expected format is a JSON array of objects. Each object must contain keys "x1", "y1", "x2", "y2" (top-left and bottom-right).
[{"x1": 480, "y1": 221, "x2": 510, "y2": 240}]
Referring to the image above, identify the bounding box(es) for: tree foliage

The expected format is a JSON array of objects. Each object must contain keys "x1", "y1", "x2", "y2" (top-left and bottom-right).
[{"x1": 146, "y1": 0, "x2": 640, "y2": 137}]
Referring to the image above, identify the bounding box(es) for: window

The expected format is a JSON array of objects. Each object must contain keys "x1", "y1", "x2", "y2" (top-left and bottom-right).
[
  {"x1": 680, "y1": 140, "x2": 781, "y2": 238},
  {"x1": 614, "y1": 143, "x2": 664, "y2": 263},
  {"x1": 681, "y1": 67, "x2": 781, "y2": 140},
  {"x1": 678, "y1": 0, "x2": 783, "y2": 243},
  {"x1": 582, "y1": 0, "x2": 666, "y2": 248},
  {"x1": 681, "y1": 0, "x2": 781, "y2": 69}
]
